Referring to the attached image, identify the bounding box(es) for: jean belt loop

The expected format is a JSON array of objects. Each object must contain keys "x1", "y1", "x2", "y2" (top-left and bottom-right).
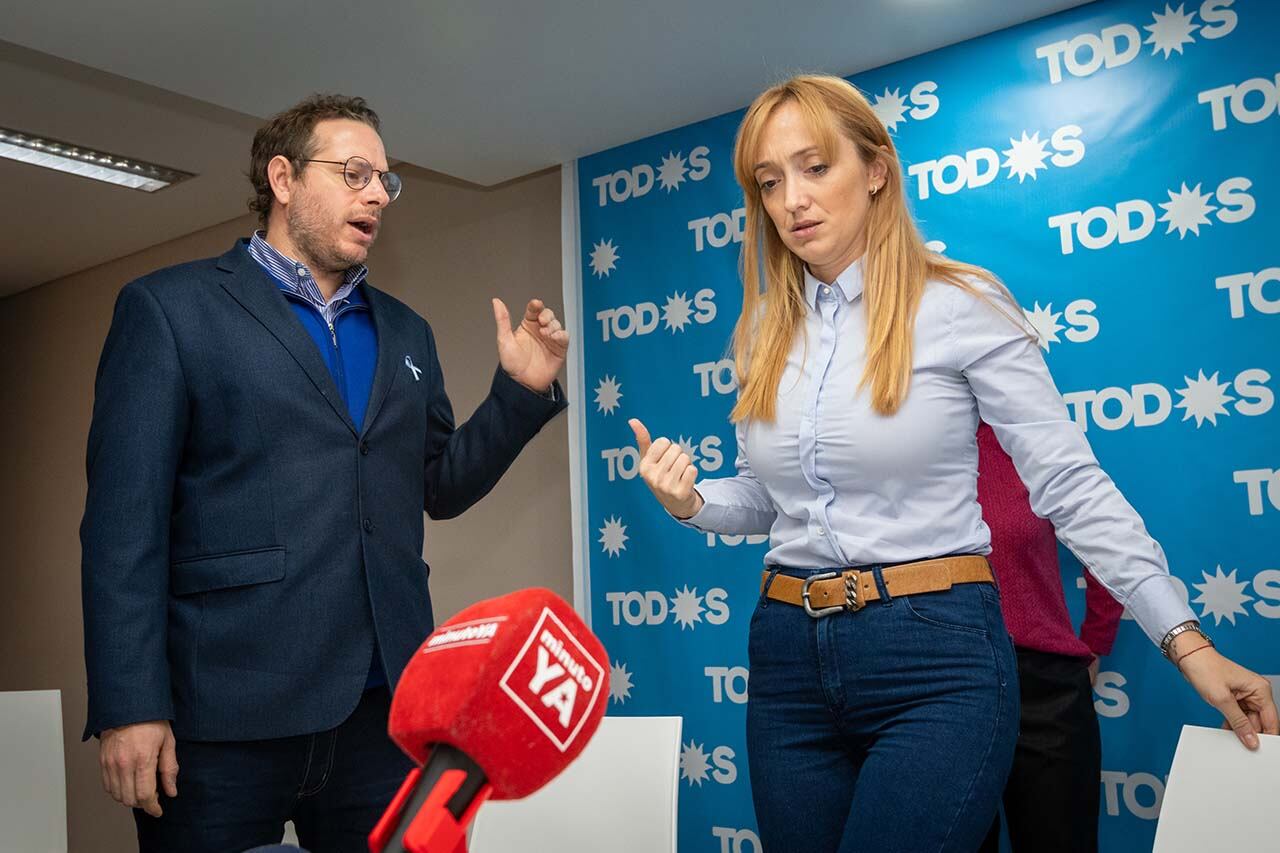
[
  {"x1": 760, "y1": 566, "x2": 783, "y2": 608},
  {"x1": 871, "y1": 564, "x2": 893, "y2": 604}
]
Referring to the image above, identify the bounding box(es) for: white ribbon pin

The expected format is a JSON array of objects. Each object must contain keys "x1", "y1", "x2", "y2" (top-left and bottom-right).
[{"x1": 405, "y1": 355, "x2": 422, "y2": 381}]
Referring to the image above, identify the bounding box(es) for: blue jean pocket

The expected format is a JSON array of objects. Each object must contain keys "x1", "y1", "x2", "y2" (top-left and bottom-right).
[{"x1": 899, "y1": 581, "x2": 994, "y2": 636}]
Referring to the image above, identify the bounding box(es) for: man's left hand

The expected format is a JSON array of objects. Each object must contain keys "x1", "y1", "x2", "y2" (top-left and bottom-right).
[{"x1": 493, "y1": 298, "x2": 569, "y2": 393}]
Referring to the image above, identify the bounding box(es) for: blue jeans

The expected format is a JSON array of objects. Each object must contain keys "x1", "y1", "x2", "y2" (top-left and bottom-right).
[
  {"x1": 134, "y1": 687, "x2": 412, "y2": 853},
  {"x1": 746, "y1": 565, "x2": 1019, "y2": 852}
]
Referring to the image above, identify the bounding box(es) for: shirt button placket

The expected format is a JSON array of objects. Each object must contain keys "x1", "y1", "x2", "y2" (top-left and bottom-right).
[{"x1": 814, "y1": 292, "x2": 842, "y2": 558}]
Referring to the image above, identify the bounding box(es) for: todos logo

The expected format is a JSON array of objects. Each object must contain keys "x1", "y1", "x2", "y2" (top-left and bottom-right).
[
  {"x1": 1234, "y1": 469, "x2": 1280, "y2": 516},
  {"x1": 680, "y1": 738, "x2": 738, "y2": 786},
  {"x1": 694, "y1": 358, "x2": 738, "y2": 397},
  {"x1": 1062, "y1": 367, "x2": 1271, "y2": 432},
  {"x1": 867, "y1": 81, "x2": 940, "y2": 131},
  {"x1": 1047, "y1": 176, "x2": 1255, "y2": 255},
  {"x1": 1024, "y1": 299, "x2": 1100, "y2": 351},
  {"x1": 597, "y1": 289, "x2": 717, "y2": 341},
  {"x1": 1034, "y1": 2, "x2": 1238, "y2": 84},
  {"x1": 908, "y1": 125, "x2": 1084, "y2": 200},
  {"x1": 713, "y1": 827, "x2": 763, "y2": 853},
  {"x1": 604, "y1": 586, "x2": 730, "y2": 630},
  {"x1": 1217, "y1": 268, "x2": 1280, "y2": 318},
  {"x1": 591, "y1": 146, "x2": 711, "y2": 207},
  {"x1": 1199, "y1": 73, "x2": 1280, "y2": 132},
  {"x1": 601, "y1": 435, "x2": 724, "y2": 482}
]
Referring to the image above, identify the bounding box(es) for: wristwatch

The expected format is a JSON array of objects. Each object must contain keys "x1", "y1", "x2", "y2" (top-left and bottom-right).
[{"x1": 1159, "y1": 620, "x2": 1212, "y2": 661}]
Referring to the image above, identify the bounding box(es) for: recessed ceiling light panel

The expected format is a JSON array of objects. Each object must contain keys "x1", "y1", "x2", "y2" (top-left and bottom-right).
[{"x1": 0, "y1": 127, "x2": 194, "y2": 192}]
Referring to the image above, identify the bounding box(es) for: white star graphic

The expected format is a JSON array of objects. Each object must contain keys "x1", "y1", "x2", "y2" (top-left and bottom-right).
[
  {"x1": 1145, "y1": 3, "x2": 1199, "y2": 59},
  {"x1": 1158, "y1": 182, "x2": 1217, "y2": 238},
  {"x1": 670, "y1": 585, "x2": 705, "y2": 630},
  {"x1": 870, "y1": 87, "x2": 909, "y2": 131},
  {"x1": 609, "y1": 661, "x2": 634, "y2": 704},
  {"x1": 680, "y1": 740, "x2": 711, "y2": 786},
  {"x1": 598, "y1": 515, "x2": 629, "y2": 557},
  {"x1": 594, "y1": 375, "x2": 623, "y2": 415},
  {"x1": 1002, "y1": 131, "x2": 1052, "y2": 183},
  {"x1": 657, "y1": 151, "x2": 688, "y2": 192},
  {"x1": 1192, "y1": 566, "x2": 1253, "y2": 626},
  {"x1": 1024, "y1": 302, "x2": 1064, "y2": 351},
  {"x1": 1174, "y1": 369, "x2": 1235, "y2": 427},
  {"x1": 663, "y1": 291, "x2": 694, "y2": 333},
  {"x1": 588, "y1": 239, "x2": 619, "y2": 279},
  {"x1": 675, "y1": 435, "x2": 701, "y2": 467}
]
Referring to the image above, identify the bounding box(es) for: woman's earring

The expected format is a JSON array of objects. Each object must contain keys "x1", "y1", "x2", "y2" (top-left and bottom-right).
[{"x1": 870, "y1": 184, "x2": 879, "y2": 196}]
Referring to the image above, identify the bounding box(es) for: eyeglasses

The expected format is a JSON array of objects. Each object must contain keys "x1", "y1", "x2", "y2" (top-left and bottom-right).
[{"x1": 301, "y1": 156, "x2": 402, "y2": 203}]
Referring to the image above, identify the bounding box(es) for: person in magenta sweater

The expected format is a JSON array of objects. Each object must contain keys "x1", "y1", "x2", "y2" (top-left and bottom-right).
[{"x1": 976, "y1": 421, "x2": 1122, "y2": 853}]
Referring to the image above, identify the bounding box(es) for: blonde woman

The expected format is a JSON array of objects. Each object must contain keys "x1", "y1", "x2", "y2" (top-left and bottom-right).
[{"x1": 628, "y1": 75, "x2": 1276, "y2": 851}]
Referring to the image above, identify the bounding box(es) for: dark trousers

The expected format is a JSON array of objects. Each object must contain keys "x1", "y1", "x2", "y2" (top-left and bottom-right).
[
  {"x1": 134, "y1": 687, "x2": 413, "y2": 853},
  {"x1": 747, "y1": 567, "x2": 1020, "y2": 852},
  {"x1": 979, "y1": 647, "x2": 1101, "y2": 853}
]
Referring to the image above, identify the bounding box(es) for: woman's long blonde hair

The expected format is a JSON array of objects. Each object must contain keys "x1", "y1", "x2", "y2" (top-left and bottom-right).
[{"x1": 730, "y1": 74, "x2": 1018, "y2": 422}]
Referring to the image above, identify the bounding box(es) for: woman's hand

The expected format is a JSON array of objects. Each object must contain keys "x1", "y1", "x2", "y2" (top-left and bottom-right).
[
  {"x1": 628, "y1": 419, "x2": 704, "y2": 520},
  {"x1": 1173, "y1": 635, "x2": 1279, "y2": 749}
]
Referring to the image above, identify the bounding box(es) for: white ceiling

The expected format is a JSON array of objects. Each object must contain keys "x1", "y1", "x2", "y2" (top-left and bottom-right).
[
  {"x1": 0, "y1": 41, "x2": 261, "y2": 296},
  {"x1": 0, "y1": 0, "x2": 1090, "y2": 296}
]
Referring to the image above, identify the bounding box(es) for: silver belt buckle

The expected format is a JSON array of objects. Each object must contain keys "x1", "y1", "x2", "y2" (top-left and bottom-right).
[{"x1": 802, "y1": 570, "x2": 860, "y2": 618}]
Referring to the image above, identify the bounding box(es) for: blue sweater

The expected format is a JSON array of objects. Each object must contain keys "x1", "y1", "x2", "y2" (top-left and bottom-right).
[{"x1": 260, "y1": 268, "x2": 387, "y2": 690}]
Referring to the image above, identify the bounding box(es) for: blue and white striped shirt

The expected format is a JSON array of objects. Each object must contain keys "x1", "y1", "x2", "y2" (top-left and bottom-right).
[{"x1": 247, "y1": 231, "x2": 367, "y2": 327}]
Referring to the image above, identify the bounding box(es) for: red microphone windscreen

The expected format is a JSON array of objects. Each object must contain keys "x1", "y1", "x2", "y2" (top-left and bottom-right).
[{"x1": 388, "y1": 588, "x2": 609, "y2": 800}]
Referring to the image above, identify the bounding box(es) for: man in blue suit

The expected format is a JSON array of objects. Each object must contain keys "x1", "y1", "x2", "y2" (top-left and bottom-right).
[{"x1": 80, "y1": 94, "x2": 569, "y2": 852}]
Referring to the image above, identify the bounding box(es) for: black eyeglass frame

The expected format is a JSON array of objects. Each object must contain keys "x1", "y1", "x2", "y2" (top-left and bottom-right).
[{"x1": 301, "y1": 156, "x2": 402, "y2": 202}]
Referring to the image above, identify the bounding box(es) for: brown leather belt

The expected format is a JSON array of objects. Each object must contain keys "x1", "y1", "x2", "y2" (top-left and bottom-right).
[{"x1": 761, "y1": 555, "x2": 993, "y2": 617}]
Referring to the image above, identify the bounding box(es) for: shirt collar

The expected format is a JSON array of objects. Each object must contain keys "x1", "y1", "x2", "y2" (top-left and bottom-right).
[
  {"x1": 248, "y1": 230, "x2": 368, "y2": 308},
  {"x1": 803, "y1": 258, "x2": 865, "y2": 309}
]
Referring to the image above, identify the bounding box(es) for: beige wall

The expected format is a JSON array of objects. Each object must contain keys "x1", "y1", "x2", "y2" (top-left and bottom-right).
[{"x1": 0, "y1": 165, "x2": 571, "y2": 852}]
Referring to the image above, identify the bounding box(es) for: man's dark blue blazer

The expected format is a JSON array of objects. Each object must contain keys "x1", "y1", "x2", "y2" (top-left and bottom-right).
[{"x1": 80, "y1": 239, "x2": 566, "y2": 742}]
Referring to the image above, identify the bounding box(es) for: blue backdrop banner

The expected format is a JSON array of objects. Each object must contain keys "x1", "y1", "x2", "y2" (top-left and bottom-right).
[{"x1": 570, "y1": 1, "x2": 1278, "y2": 849}]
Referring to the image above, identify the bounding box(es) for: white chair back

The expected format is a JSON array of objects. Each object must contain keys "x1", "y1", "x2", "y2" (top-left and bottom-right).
[
  {"x1": 0, "y1": 690, "x2": 67, "y2": 852},
  {"x1": 470, "y1": 715, "x2": 682, "y2": 853}
]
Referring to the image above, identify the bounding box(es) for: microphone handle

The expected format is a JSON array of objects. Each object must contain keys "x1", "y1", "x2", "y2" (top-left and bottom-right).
[{"x1": 383, "y1": 743, "x2": 489, "y2": 853}]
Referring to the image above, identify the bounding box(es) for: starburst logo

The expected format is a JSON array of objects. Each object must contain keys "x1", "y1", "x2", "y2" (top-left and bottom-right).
[
  {"x1": 657, "y1": 152, "x2": 689, "y2": 192},
  {"x1": 680, "y1": 740, "x2": 711, "y2": 786},
  {"x1": 1192, "y1": 566, "x2": 1253, "y2": 625},
  {"x1": 663, "y1": 292, "x2": 694, "y2": 333},
  {"x1": 670, "y1": 585, "x2": 705, "y2": 630},
  {"x1": 871, "y1": 87, "x2": 909, "y2": 131},
  {"x1": 1024, "y1": 302, "x2": 1065, "y2": 351},
  {"x1": 594, "y1": 375, "x2": 622, "y2": 415},
  {"x1": 588, "y1": 239, "x2": 619, "y2": 278},
  {"x1": 1002, "y1": 131, "x2": 1052, "y2": 183},
  {"x1": 598, "y1": 516, "x2": 628, "y2": 557},
  {"x1": 1159, "y1": 182, "x2": 1217, "y2": 238},
  {"x1": 1145, "y1": 3, "x2": 1199, "y2": 58},
  {"x1": 675, "y1": 435, "x2": 701, "y2": 466},
  {"x1": 1174, "y1": 370, "x2": 1234, "y2": 427},
  {"x1": 609, "y1": 660, "x2": 634, "y2": 704}
]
